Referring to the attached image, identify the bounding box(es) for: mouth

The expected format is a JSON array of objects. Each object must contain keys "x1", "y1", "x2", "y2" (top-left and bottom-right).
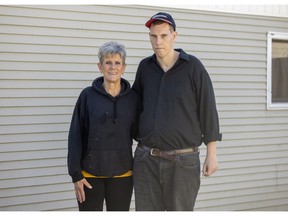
[{"x1": 108, "y1": 72, "x2": 118, "y2": 75}]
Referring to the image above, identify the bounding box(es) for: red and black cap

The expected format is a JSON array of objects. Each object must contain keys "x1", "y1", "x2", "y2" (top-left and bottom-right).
[{"x1": 145, "y1": 12, "x2": 176, "y2": 31}]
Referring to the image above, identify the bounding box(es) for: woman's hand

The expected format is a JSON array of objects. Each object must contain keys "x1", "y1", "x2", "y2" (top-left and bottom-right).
[{"x1": 74, "y1": 178, "x2": 92, "y2": 203}]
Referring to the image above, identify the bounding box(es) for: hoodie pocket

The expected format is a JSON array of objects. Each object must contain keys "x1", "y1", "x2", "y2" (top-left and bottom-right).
[
  {"x1": 81, "y1": 149, "x2": 96, "y2": 172},
  {"x1": 96, "y1": 118, "x2": 131, "y2": 150}
]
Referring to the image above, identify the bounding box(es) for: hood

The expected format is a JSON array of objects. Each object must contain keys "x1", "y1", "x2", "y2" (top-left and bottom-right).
[
  {"x1": 91, "y1": 77, "x2": 131, "y2": 123},
  {"x1": 92, "y1": 77, "x2": 131, "y2": 98}
]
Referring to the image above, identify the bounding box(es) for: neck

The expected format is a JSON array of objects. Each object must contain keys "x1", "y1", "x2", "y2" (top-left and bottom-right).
[
  {"x1": 157, "y1": 50, "x2": 179, "y2": 72},
  {"x1": 103, "y1": 80, "x2": 121, "y2": 97}
]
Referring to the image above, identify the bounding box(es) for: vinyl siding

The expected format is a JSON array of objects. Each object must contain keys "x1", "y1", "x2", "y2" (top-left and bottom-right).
[
  {"x1": 181, "y1": 5, "x2": 288, "y2": 18},
  {"x1": 0, "y1": 5, "x2": 288, "y2": 211}
]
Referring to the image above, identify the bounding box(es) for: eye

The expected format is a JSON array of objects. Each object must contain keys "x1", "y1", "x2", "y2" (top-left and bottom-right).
[{"x1": 161, "y1": 34, "x2": 167, "y2": 39}]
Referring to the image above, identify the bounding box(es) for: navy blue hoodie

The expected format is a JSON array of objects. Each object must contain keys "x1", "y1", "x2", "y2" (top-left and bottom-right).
[{"x1": 68, "y1": 77, "x2": 141, "y2": 183}]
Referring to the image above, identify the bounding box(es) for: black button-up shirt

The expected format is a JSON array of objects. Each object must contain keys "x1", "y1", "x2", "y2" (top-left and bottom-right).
[{"x1": 132, "y1": 49, "x2": 222, "y2": 150}]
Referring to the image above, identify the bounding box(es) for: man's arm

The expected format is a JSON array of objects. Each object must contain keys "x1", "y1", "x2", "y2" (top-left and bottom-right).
[{"x1": 202, "y1": 141, "x2": 218, "y2": 177}]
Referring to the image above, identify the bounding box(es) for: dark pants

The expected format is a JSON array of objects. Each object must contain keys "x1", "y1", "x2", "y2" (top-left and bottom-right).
[
  {"x1": 78, "y1": 176, "x2": 133, "y2": 211},
  {"x1": 133, "y1": 145, "x2": 200, "y2": 211}
]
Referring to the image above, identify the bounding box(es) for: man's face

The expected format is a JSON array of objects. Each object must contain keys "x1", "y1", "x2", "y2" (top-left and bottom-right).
[{"x1": 149, "y1": 22, "x2": 177, "y2": 59}]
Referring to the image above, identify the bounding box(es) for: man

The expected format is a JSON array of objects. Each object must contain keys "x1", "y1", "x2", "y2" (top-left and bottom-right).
[{"x1": 132, "y1": 12, "x2": 222, "y2": 211}]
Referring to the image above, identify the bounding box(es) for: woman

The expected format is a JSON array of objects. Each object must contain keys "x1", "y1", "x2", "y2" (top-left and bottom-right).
[{"x1": 67, "y1": 41, "x2": 140, "y2": 211}]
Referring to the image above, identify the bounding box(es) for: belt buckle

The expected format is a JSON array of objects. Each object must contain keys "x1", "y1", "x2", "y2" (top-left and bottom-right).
[{"x1": 150, "y1": 148, "x2": 160, "y2": 156}]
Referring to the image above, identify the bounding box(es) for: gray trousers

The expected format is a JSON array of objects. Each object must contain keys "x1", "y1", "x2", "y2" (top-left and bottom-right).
[{"x1": 133, "y1": 145, "x2": 201, "y2": 211}]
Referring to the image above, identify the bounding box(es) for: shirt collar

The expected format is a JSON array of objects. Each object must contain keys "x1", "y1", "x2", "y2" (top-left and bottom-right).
[{"x1": 149, "y1": 49, "x2": 190, "y2": 62}]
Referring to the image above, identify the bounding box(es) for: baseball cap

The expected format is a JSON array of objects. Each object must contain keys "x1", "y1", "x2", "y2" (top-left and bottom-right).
[{"x1": 145, "y1": 12, "x2": 176, "y2": 31}]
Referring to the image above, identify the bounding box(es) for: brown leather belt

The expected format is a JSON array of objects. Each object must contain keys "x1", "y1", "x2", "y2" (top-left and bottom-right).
[{"x1": 138, "y1": 144, "x2": 198, "y2": 161}]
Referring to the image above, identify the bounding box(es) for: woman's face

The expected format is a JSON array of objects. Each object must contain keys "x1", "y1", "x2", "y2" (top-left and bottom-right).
[{"x1": 98, "y1": 54, "x2": 126, "y2": 84}]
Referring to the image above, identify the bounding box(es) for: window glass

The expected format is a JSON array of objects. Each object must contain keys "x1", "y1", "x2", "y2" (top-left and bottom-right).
[{"x1": 272, "y1": 39, "x2": 288, "y2": 103}]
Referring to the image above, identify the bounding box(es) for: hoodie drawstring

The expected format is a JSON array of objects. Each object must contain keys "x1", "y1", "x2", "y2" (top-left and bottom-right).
[{"x1": 113, "y1": 100, "x2": 117, "y2": 123}]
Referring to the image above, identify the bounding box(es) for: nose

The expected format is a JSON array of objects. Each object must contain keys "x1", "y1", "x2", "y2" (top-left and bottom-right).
[
  {"x1": 110, "y1": 63, "x2": 117, "y2": 69},
  {"x1": 155, "y1": 36, "x2": 162, "y2": 45}
]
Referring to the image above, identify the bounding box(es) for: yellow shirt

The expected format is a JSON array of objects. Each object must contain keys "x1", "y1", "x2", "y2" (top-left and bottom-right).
[{"x1": 82, "y1": 170, "x2": 132, "y2": 178}]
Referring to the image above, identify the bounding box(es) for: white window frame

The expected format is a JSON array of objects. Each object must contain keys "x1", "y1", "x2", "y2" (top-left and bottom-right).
[{"x1": 267, "y1": 31, "x2": 288, "y2": 110}]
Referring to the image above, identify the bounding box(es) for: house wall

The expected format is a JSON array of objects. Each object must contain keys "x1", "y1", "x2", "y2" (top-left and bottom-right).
[
  {"x1": 169, "y1": 5, "x2": 288, "y2": 18},
  {"x1": 0, "y1": 5, "x2": 288, "y2": 211}
]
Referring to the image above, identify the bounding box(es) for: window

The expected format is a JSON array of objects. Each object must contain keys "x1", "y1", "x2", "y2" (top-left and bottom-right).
[{"x1": 267, "y1": 32, "x2": 288, "y2": 110}]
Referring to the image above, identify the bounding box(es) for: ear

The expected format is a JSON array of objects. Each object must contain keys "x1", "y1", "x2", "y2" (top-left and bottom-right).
[
  {"x1": 173, "y1": 31, "x2": 178, "y2": 40},
  {"x1": 122, "y1": 64, "x2": 127, "y2": 75},
  {"x1": 97, "y1": 63, "x2": 102, "y2": 73}
]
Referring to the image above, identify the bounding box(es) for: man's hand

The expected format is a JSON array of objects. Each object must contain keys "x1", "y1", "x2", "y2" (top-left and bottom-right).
[
  {"x1": 202, "y1": 141, "x2": 218, "y2": 177},
  {"x1": 74, "y1": 178, "x2": 92, "y2": 203}
]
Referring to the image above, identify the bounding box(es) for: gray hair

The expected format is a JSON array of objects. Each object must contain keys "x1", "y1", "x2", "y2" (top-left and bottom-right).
[{"x1": 98, "y1": 41, "x2": 126, "y2": 64}]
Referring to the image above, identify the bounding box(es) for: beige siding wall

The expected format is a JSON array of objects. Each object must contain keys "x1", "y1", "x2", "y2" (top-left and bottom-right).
[
  {"x1": 0, "y1": 5, "x2": 288, "y2": 211},
  {"x1": 172, "y1": 5, "x2": 288, "y2": 17}
]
